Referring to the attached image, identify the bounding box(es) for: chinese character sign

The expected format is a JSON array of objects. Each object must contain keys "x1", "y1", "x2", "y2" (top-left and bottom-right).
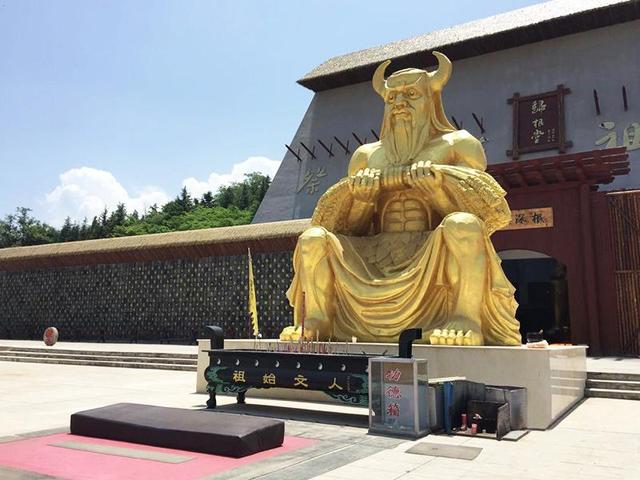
[
  {"x1": 521, "y1": 96, "x2": 557, "y2": 148},
  {"x1": 384, "y1": 368, "x2": 402, "y2": 382},
  {"x1": 503, "y1": 207, "x2": 554, "y2": 231},
  {"x1": 297, "y1": 167, "x2": 328, "y2": 195},
  {"x1": 369, "y1": 358, "x2": 429, "y2": 438},
  {"x1": 595, "y1": 121, "x2": 640, "y2": 151},
  {"x1": 381, "y1": 362, "x2": 413, "y2": 429},
  {"x1": 507, "y1": 86, "x2": 571, "y2": 159}
]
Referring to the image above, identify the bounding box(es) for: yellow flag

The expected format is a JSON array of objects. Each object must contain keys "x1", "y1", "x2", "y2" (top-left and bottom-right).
[{"x1": 247, "y1": 248, "x2": 259, "y2": 337}]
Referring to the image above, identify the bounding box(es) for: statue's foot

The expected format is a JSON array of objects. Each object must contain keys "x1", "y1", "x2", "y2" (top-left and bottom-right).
[
  {"x1": 278, "y1": 325, "x2": 318, "y2": 341},
  {"x1": 429, "y1": 317, "x2": 484, "y2": 346},
  {"x1": 428, "y1": 328, "x2": 482, "y2": 346},
  {"x1": 279, "y1": 326, "x2": 298, "y2": 341}
]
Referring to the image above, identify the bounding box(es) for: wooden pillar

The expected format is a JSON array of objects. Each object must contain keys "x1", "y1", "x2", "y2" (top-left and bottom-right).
[{"x1": 579, "y1": 183, "x2": 601, "y2": 355}]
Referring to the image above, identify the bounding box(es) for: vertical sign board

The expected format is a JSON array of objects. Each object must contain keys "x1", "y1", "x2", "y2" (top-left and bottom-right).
[
  {"x1": 369, "y1": 357, "x2": 429, "y2": 438},
  {"x1": 507, "y1": 85, "x2": 572, "y2": 159}
]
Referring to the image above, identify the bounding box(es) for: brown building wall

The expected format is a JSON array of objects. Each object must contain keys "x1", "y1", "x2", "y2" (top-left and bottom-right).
[
  {"x1": 493, "y1": 183, "x2": 628, "y2": 356},
  {"x1": 607, "y1": 190, "x2": 640, "y2": 356}
]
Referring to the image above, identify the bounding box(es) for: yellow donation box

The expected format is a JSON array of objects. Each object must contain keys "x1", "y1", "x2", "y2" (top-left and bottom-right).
[{"x1": 280, "y1": 52, "x2": 521, "y2": 346}]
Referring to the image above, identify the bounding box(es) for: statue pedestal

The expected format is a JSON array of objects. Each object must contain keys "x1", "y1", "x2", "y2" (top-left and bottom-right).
[{"x1": 196, "y1": 339, "x2": 586, "y2": 430}]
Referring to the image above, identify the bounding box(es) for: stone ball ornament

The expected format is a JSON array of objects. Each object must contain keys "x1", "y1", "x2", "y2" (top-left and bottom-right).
[{"x1": 43, "y1": 327, "x2": 59, "y2": 346}]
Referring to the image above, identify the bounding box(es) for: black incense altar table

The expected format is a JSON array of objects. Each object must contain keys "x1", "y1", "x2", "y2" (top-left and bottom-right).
[
  {"x1": 205, "y1": 349, "x2": 370, "y2": 407},
  {"x1": 203, "y1": 328, "x2": 422, "y2": 408}
]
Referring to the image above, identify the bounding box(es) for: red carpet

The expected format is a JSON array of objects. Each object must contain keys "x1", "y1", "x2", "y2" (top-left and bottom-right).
[{"x1": 0, "y1": 433, "x2": 315, "y2": 480}]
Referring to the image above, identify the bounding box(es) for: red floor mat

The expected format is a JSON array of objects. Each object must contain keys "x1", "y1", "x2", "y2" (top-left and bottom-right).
[{"x1": 0, "y1": 432, "x2": 315, "y2": 480}]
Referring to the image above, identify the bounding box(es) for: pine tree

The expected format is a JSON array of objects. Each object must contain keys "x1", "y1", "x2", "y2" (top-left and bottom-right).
[{"x1": 201, "y1": 191, "x2": 214, "y2": 208}]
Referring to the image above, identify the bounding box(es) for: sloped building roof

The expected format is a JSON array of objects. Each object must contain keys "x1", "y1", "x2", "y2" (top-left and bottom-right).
[{"x1": 299, "y1": 0, "x2": 640, "y2": 91}]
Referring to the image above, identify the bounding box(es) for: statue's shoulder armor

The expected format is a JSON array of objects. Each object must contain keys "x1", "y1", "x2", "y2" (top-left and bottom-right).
[
  {"x1": 347, "y1": 141, "x2": 384, "y2": 175},
  {"x1": 439, "y1": 129, "x2": 476, "y2": 146},
  {"x1": 440, "y1": 130, "x2": 486, "y2": 171}
]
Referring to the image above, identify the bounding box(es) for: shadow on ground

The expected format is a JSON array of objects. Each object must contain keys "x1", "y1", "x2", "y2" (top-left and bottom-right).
[{"x1": 201, "y1": 403, "x2": 368, "y2": 428}]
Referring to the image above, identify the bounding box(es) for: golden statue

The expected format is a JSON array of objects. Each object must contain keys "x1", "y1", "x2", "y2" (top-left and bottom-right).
[{"x1": 280, "y1": 52, "x2": 521, "y2": 346}]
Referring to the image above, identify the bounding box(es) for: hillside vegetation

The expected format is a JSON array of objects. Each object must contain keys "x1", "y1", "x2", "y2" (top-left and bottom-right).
[{"x1": 0, "y1": 172, "x2": 270, "y2": 248}]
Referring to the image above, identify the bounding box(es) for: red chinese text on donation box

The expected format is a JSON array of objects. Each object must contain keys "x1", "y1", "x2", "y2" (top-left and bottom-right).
[{"x1": 368, "y1": 357, "x2": 429, "y2": 438}]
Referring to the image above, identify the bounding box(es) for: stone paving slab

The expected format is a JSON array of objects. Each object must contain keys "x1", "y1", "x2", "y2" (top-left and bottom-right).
[{"x1": 405, "y1": 442, "x2": 482, "y2": 460}]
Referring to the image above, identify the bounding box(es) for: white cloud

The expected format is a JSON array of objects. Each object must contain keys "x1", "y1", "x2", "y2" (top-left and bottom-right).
[
  {"x1": 44, "y1": 167, "x2": 169, "y2": 226},
  {"x1": 42, "y1": 156, "x2": 281, "y2": 227},
  {"x1": 182, "y1": 156, "x2": 281, "y2": 198}
]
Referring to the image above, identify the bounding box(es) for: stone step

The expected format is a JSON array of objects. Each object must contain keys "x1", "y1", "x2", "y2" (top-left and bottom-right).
[
  {"x1": 587, "y1": 371, "x2": 640, "y2": 382},
  {"x1": 0, "y1": 350, "x2": 197, "y2": 365},
  {"x1": 0, "y1": 355, "x2": 197, "y2": 371},
  {"x1": 585, "y1": 387, "x2": 640, "y2": 401},
  {"x1": 0, "y1": 345, "x2": 196, "y2": 360},
  {"x1": 586, "y1": 379, "x2": 640, "y2": 391}
]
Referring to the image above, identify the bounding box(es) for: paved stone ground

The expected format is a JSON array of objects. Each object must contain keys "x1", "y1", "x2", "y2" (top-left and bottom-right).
[{"x1": 1, "y1": 357, "x2": 640, "y2": 479}]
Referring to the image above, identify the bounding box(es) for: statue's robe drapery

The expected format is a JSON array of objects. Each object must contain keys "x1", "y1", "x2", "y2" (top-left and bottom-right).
[{"x1": 286, "y1": 164, "x2": 522, "y2": 345}]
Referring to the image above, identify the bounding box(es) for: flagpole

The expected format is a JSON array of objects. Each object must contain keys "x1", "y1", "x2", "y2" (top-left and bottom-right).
[
  {"x1": 247, "y1": 248, "x2": 259, "y2": 340},
  {"x1": 300, "y1": 291, "x2": 305, "y2": 341}
]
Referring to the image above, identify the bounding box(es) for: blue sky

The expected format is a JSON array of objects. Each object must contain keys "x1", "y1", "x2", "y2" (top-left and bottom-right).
[{"x1": 0, "y1": 0, "x2": 540, "y2": 225}]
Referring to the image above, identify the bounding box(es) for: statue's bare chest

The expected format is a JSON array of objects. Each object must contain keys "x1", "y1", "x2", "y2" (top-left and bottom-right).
[{"x1": 378, "y1": 192, "x2": 431, "y2": 233}]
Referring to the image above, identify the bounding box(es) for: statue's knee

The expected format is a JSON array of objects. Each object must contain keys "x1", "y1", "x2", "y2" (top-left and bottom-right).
[
  {"x1": 442, "y1": 213, "x2": 484, "y2": 241},
  {"x1": 299, "y1": 227, "x2": 329, "y2": 253}
]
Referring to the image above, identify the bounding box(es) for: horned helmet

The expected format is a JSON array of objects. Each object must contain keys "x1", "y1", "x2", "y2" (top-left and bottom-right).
[{"x1": 372, "y1": 51, "x2": 456, "y2": 133}]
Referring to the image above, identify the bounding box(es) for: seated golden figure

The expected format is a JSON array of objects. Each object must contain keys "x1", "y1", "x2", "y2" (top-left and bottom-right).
[{"x1": 280, "y1": 52, "x2": 521, "y2": 346}]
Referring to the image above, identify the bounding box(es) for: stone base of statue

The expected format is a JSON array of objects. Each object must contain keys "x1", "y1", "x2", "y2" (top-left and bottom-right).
[{"x1": 196, "y1": 339, "x2": 586, "y2": 430}]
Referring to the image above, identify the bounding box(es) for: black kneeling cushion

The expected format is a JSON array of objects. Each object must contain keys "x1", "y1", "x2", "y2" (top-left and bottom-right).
[{"x1": 70, "y1": 403, "x2": 284, "y2": 457}]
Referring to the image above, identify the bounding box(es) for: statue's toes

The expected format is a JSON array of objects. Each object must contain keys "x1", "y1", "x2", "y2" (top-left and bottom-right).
[
  {"x1": 429, "y1": 329, "x2": 476, "y2": 346},
  {"x1": 446, "y1": 330, "x2": 456, "y2": 345},
  {"x1": 463, "y1": 330, "x2": 483, "y2": 346},
  {"x1": 429, "y1": 328, "x2": 449, "y2": 345},
  {"x1": 279, "y1": 326, "x2": 295, "y2": 341}
]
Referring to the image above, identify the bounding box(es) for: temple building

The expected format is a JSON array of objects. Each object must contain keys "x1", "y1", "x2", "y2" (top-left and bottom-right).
[
  {"x1": 1, "y1": 0, "x2": 639, "y2": 355},
  {"x1": 254, "y1": 0, "x2": 640, "y2": 355}
]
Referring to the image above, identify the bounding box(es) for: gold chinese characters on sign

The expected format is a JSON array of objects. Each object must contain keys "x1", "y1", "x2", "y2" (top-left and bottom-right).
[
  {"x1": 504, "y1": 207, "x2": 554, "y2": 231},
  {"x1": 280, "y1": 52, "x2": 521, "y2": 347},
  {"x1": 507, "y1": 86, "x2": 572, "y2": 159}
]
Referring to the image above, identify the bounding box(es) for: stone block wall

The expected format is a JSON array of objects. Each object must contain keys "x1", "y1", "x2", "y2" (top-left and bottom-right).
[{"x1": 0, "y1": 251, "x2": 294, "y2": 343}]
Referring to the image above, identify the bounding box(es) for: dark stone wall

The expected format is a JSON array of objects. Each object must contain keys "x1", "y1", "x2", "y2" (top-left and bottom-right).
[{"x1": 0, "y1": 251, "x2": 294, "y2": 343}]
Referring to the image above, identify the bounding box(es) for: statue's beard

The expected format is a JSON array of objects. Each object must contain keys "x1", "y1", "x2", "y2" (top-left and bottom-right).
[{"x1": 381, "y1": 108, "x2": 430, "y2": 165}]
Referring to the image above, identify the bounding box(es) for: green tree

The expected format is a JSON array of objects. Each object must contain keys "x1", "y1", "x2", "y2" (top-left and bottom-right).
[
  {"x1": 0, "y1": 172, "x2": 273, "y2": 248},
  {"x1": 107, "y1": 203, "x2": 127, "y2": 232},
  {"x1": 201, "y1": 191, "x2": 215, "y2": 208}
]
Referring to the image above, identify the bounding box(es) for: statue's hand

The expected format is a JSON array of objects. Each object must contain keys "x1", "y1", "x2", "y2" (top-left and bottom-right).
[
  {"x1": 409, "y1": 160, "x2": 442, "y2": 195},
  {"x1": 349, "y1": 168, "x2": 381, "y2": 204}
]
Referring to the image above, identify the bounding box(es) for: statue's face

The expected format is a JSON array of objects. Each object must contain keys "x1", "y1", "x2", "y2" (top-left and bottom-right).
[
  {"x1": 384, "y1": 71, "x2": 430, "y2": 125},
  {"x1": 380, "y1": 70, "x2": 432, "y2": 164}
]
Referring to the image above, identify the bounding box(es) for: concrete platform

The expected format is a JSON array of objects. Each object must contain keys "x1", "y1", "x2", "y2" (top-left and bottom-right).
[{"x1": 197, "y1": 339, "x2": 587, "y2": 429}]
